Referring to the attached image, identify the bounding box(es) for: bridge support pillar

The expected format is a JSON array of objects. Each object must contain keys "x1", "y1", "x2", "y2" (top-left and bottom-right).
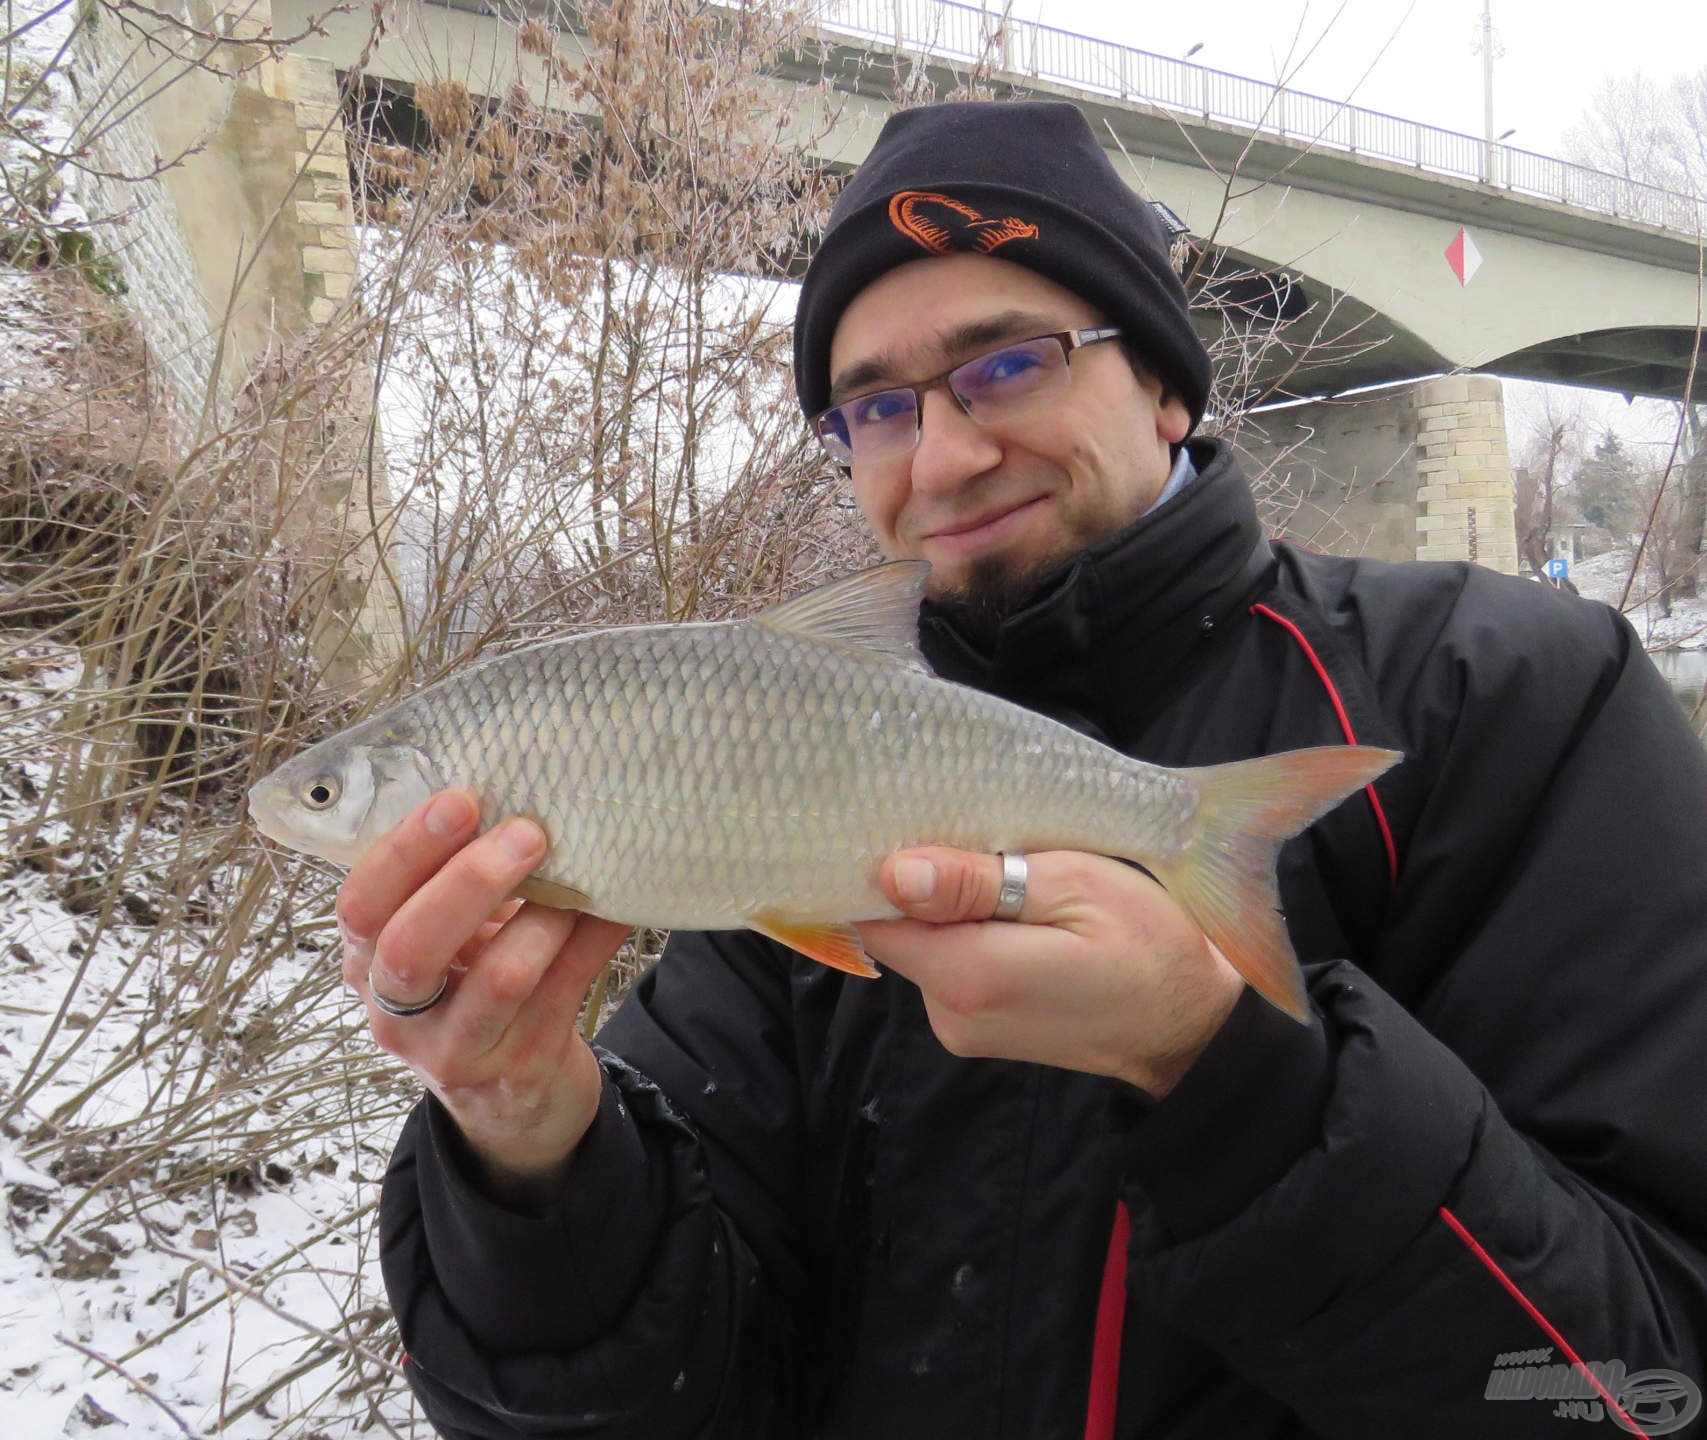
[
  {"x1": 1411, "y1": 377, "x2": 1521, "y2": 573},
  {"x1": 252, "y1": 46, "x2": 408, "y2": 690},
  {"x1": 76, "y1": 1, "x2": 403, "y2": 690},
  {"x1": 1238, "y1": 376, "x2": 1520, "y2": 574}
]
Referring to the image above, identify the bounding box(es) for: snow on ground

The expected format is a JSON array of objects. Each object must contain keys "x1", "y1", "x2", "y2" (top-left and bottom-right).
[
  {"x1": 0, "y1": 269, "x2": 77, "y2": 384},
  {"x1": 4, "y1": 0, "x2": 89, "y2": 234},
  {"x1": 1, "y1": 635, "x2": 430, "y2": 1436},
  {"x1": 1572, "y1": 549, "x2": 1707, "y2": 653}
]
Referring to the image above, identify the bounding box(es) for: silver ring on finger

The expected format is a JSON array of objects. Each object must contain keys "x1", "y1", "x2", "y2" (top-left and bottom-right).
[
  {"x1": 993, "y1": 852, "x2": 1028, "y2": 922},
  {"x1": 370, "y1": 974, "x2": 450, "y2": 1018}
]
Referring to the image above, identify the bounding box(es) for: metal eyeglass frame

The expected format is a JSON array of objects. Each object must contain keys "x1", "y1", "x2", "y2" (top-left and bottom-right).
[{"x1": 810, "y1": 326, "x2": 1125, "y2": 466}]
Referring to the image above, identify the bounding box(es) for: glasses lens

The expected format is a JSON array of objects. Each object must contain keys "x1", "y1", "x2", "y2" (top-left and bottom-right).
[
  {"x1": 814, "y1": 407, "x2": 855, "y2": 464},
  {"x1": 818, "y1": 387, "x2": 918, "y2": 465},
  {"x1": 951, "y1": 337, "x2": 1069, "y2": 420}
]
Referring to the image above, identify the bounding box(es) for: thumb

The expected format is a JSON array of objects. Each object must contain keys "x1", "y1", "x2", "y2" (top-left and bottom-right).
[{"x1": 879, "y1": 847, "x2": 1013, "y2": 924}]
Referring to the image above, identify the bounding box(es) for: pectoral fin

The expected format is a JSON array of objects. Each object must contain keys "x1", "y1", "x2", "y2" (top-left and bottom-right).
[
  {"x1": 514, "y1": 876, "x2": 596, "y2": 911},
  {"x1": 749, "y1": 910, "x2": 879, "y2": 978}
]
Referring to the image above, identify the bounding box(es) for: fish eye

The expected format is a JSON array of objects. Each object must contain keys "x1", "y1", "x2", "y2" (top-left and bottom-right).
[{"x1": 303, "y1": 776, "x2": 340, "y2": 809}]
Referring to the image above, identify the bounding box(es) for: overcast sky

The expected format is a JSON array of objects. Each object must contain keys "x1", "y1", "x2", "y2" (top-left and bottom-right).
[{"x1": 1004, "y1": 0, "x2": 1704, "y2": 159}]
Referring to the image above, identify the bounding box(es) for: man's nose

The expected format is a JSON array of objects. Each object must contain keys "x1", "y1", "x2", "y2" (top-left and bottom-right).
[{"x1": 908, "y1": 389, "x2": 1002, "y2": 494}]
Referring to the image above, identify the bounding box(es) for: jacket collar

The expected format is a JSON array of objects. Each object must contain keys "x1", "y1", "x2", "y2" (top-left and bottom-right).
[{"x1": 918, "y1": 439, "x2": 1273, "y2": 734}]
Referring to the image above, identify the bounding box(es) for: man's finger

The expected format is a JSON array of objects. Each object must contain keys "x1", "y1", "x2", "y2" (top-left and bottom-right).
[
  {"x1": 369, "y1": 816, "x2": 547, "y2": 1002},
  {"x1": 879, "y1": 847, "x2": 1017, "y2": 924},
  {"x1": 525, "y1": 914, "x2": 634, "y2": 1032},
  {"x1": 435, "y1": 902, "x2": 589, "y2": 1057},
  {"x1": 338, "y1": 789, "x2": 481, "y2": 945}
]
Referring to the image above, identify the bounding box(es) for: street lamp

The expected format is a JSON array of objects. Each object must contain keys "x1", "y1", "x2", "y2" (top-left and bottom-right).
[{"x1": 1476, "y1": 0, "x2": 1507, "y2": 181}]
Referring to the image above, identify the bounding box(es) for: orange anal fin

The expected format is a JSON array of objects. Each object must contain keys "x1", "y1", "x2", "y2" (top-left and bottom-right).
[{"x1": 748, "y1": 910, "x2": 878, "y2": 978}]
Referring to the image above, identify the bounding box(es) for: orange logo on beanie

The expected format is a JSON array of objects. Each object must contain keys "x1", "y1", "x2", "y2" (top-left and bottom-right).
[{"x1": 888, "y1": 191, "x2": 1039, "y2": 255}]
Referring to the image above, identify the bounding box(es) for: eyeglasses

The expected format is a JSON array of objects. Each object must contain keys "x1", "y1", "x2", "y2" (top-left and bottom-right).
[{"x1": 811, "y1": 327, "x2": 1124, "y2": 467}]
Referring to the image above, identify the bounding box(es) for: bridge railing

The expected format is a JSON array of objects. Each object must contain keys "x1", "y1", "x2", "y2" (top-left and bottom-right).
[{"x1": 817, "y1": 0, "x2": 1705, "y2": 239}]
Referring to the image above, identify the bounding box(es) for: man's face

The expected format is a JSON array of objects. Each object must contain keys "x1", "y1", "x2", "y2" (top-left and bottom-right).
[{"x1": 827, "y1": 253, "x2": 1192, "y2": 604}]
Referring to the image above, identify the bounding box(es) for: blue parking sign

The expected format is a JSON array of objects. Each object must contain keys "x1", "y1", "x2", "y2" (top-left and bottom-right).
[{"x1": 1546, "y1": 558, "x2": 1569, "y2": 579}]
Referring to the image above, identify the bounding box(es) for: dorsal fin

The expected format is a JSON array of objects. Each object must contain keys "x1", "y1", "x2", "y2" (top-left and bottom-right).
[{"x1": 753, "y1": 561, "x2": 930, "y2": 669}]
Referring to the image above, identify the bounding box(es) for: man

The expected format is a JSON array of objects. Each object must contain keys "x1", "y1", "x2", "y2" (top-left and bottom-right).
[{"x1": 349, "y1": 103, "x2": 1707, "y2": 1436}]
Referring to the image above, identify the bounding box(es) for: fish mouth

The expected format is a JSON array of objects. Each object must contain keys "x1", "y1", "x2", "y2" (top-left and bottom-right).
[{"x1": 246, "y1": 782, "x2": 298, "y2": 848}]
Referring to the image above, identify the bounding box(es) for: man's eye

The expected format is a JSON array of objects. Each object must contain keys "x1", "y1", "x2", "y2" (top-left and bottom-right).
[
  {"x1": 851, "y1": 391, "x2": 913, "y2": 426},
  {"x1": 973, "y1": 345, "x2": 1046, "y2": 386}
]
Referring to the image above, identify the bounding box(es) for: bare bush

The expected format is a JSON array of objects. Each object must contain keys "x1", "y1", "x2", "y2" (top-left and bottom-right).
[{"x1": 2, "y1": 0, "x2": 854, "y2": 1428}]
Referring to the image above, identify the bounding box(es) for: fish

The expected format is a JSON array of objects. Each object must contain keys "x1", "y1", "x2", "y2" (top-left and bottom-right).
[{"x1": 249, "y1": 561, "x2": 1399, "y2": 1020}]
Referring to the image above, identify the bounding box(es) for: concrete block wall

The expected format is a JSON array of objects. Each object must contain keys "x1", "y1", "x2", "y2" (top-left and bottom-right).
[
  {"x1": 245, "y1": 46, "x2": 403, "y2": 684},
  {"x1": 70, "y1": 1, "x2": 400, "y2": 685},
  {"x1": 72, "y1": 4, "x2": 224, "y2": 437},
  {"x1": 1411, "y1": 376, "x2": 1521, "y2": 573},
  {"x1": 1237, "y1": 388, "x2": 1426, "y2": 561},
  {"x1": 263, "y1": 51, "x2": 360, "y2": 327},
  {"x1": 73, "y1": 1, "x2": 366, "y2": 427},
  {"x1": 265, "y1": 49, "x2": 406, "y2": 681},
  {"x1": 1238, "y1": 375, "x2": 1521, "y2": 574}
]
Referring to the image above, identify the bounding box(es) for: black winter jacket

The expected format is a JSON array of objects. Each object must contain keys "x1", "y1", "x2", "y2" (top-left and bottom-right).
[{"x1": 380, "y1": 441, "x2": 1707, "y2": 1438}]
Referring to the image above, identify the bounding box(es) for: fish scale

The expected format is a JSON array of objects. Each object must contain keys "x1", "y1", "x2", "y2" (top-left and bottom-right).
[{"x1": 250, "y1": 561, "x2": 1400, "y2": 1019}]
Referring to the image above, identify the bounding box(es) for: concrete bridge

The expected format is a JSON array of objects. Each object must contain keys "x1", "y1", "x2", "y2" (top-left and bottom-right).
[
  {"x1": 275, "y1": 0, "x2": 1705, "y2": 407},
  {"x1": 811, "y1": 0, "x2": 1705, "y2": 405},
  {"x1": 79, "y1": 0, "x2": 1707, "y2": 579}
]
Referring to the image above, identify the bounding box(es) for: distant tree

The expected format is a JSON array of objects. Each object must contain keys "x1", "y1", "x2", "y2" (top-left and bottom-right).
[
  {"x1": 1576, "y1": 429, "x2": 1642, "y2": 535},
  {"x1": 1565, "y1": 66, "x2": 1707, "y2": 201},
  {"x1": 1672, "y1": 407, "x2": 1707, "y2": 598},
  {"x1": 1565, "y1": 66, "x2": 1706, "y2": 597},
  {"x1": 1626, "y1": 410, "x2": 1707, "y2": 617},
  {"x1": 1513, "y1": 398, "x2": 1586, "y2": 576},
  {"x1": 1624, "y1": 451, "x2": 1696, "y2": 620}
]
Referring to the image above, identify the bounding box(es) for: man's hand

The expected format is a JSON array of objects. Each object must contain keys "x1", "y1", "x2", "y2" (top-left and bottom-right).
[
  {"x1": 856, "y1": 849, "x2": 1246, "y2": 1100},
  {"x1": 336, "y1": 789, "x2": 631, "y2": 1205}
]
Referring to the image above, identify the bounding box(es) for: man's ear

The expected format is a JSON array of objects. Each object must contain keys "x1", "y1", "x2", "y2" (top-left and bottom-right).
[
  {"x1": 1137, "y1": 367, "x2": 1192, "y2": 445},
  {"x1": 1156, "y1": 389, "x2": 1192, "y2": 445},
  {"x1": 1123, "y1": 346, "x2": 1194, "y2": 445}
]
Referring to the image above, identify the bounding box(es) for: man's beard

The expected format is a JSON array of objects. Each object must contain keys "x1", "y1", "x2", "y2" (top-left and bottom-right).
[{"x1": 928, "y1": 549, "x2": 1068, "y2": 651}]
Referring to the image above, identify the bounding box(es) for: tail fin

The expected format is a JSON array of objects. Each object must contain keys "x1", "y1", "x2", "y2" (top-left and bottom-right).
[{"x1": 1149, "y1": 746, "x2": 1401, "y2": 1023}]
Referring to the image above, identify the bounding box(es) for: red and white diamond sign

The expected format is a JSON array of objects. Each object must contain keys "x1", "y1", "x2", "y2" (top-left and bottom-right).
[{"x1": 1446, "y1": 227, "x2": 1483, "y2": 286}]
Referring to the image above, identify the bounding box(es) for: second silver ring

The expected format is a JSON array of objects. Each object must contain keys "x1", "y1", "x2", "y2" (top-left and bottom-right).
[{"x1": 370, "y1": 974, "x2": 451, "y2": 1019}]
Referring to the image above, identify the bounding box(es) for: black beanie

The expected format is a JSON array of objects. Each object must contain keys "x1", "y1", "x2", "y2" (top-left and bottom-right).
[{"x1": 793, "y1": 101, "x2": 1210, "y2": 430}]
